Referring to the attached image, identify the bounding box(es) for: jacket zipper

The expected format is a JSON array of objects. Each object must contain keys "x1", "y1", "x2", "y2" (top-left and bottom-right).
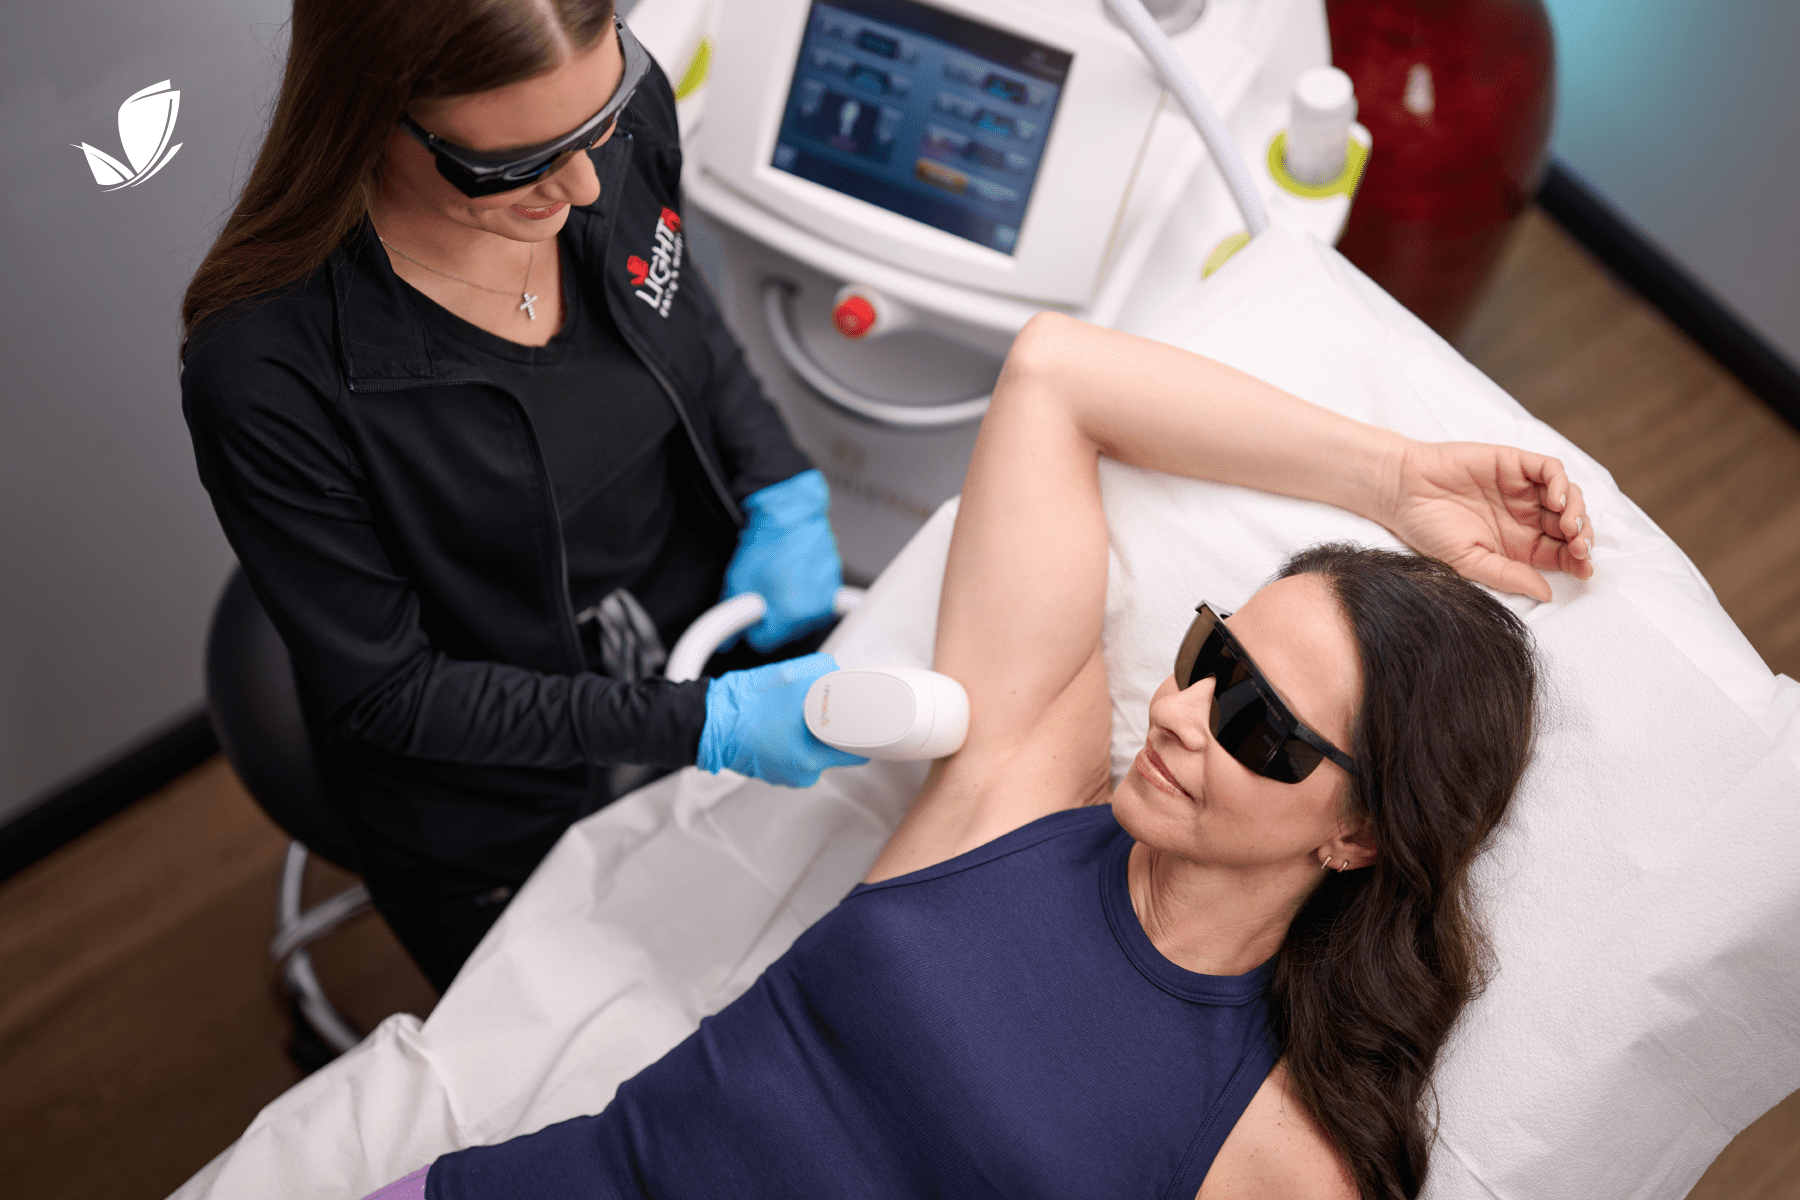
[
  {"x1": 491, "y1": 377, "x2": 589, "y2": 675},
  {"x1": 605, "y1": 134, "x2": 744, "y2": 532},
  {"x1": 628, "y1": 337, "x2": 742, "y2": 529}
]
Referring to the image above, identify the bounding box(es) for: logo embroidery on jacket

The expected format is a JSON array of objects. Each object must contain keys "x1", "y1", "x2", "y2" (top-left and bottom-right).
[{"x1": 628, "y1": 206, "x2": 684, "y2": 318}]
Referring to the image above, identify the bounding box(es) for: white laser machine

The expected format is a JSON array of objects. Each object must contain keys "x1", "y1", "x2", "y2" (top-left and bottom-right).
[
  {"x1": 803, "y1": 666, "x2": 970, "y2": 760},
  {"x1": 671, "y1": 0, "x2": 1370, "y2": 580}
]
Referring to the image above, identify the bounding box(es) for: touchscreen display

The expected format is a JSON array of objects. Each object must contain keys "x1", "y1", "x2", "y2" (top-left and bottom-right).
[{"x1": 771, "y1": 0, "x2": 1073, "y2": 256}]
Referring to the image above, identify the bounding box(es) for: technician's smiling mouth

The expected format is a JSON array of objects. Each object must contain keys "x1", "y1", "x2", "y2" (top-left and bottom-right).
[{"x1": 1136, "y1": 742, "x2": 1194, "y2": 800}]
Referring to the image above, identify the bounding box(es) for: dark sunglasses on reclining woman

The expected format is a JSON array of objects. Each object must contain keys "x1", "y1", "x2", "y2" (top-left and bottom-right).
[
  {"x1": 1173, "y1": 602, "x2": 1360, "y2": 785},
  {"x1": 397, "y1": 14, "x2": 653, "y2": 199}
]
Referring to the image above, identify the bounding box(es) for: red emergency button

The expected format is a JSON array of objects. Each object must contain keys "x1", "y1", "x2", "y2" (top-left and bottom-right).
[{"x1": 832, "y1": 294, "x2": 877, "y2": 339}]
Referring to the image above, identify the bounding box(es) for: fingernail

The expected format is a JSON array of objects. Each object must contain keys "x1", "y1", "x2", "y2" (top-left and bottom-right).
[
  {"x1": 1585, "y1": 536, "x2": 1593, "y2": 556},
  {"x1": 1575, "y1": 516, "x2": 1583, "y2": 534},
  {"x1": 1559, "y1": 493, "x2": 1567, "y2": 508}
]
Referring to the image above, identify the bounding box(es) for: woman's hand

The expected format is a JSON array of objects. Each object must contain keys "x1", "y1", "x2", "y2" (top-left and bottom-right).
[
  {"x1": 1009, "y1": 319, "x2": 1593, "y2": 604},
  {"x1": 698, "y1": 653, "x2": 869, "y2": 787},
  {"x1": 1377, "y1": 441, "x2": 1595, "y2": 601},
  {"x1": 723, "y1": 469, "x2": 843, "y2": 651}
]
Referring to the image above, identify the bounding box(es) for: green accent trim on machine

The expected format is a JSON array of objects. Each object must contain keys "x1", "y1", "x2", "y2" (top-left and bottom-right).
[
  {"x1": 1203, "y1": 232, "x2": 1253, "y2": 279},
  {"x1": 676, "y1": 38, "x2": 713, "y2": 100},
  {"x1": 1266, "y1": 131, "x2": 1368, "y2": 199}
]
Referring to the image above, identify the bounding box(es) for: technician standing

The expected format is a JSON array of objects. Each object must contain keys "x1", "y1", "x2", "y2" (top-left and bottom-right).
[{"x1": 179, "y1": 1, "x2": 863, "y2": 992}]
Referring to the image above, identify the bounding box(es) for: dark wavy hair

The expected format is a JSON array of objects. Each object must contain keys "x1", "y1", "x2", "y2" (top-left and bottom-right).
[
  {"x1": 1269, "y1": 543, "x2": 1538, "y2": 1200},
  {"x1": 178, "y1": 0, "x2": 616, "y2": 367}
]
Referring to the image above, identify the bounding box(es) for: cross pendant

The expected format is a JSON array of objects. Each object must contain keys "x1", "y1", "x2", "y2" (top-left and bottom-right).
[{"x1": 519, "y1": 291, "x2": 539, "y2": 321}]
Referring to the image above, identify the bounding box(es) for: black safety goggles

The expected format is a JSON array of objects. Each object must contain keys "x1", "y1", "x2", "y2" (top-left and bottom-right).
[
  {"x1": 398, "y1": 15, "x2": 652, "y2": 198},
  {"x1": 1173, "y1": 603, "x2": 1359, "y2": 785}
]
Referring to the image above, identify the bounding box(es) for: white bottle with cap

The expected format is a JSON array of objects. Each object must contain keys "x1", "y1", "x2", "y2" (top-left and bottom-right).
[
  {"x1": 804, "y1": 667, "x2": 970, "y2": 761},
  {"x1": 1285, "y1": 66, "x2": 1358, "y2": 187}
]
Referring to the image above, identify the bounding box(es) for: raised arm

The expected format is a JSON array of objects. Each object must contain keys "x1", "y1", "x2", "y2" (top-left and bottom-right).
[{"x1": 864, "y1": 312, "x2": 1590, "y2": 883}]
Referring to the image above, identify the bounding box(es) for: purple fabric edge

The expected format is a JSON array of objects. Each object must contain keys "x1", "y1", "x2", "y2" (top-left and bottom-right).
[{"x1": 359, "y1": 1165, "x2": 429, "y2": 1200}]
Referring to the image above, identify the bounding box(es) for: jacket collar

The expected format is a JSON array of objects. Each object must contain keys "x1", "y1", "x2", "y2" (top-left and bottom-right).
[{"x1": 330, "y1": 139, "x2": 632, "y2": 394}]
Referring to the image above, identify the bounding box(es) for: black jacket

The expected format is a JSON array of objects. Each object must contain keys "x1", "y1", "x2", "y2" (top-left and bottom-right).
[{"x1": 181, "y1": 59, "x2": 811, "y2": 881}]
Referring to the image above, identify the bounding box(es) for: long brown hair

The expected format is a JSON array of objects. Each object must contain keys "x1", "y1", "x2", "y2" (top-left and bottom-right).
[
  {"x1": 178, "y1": 0, "x2": 616, "y2": 367},
  {"x1": 1271, "y1": 543, "x2": 1538, "y2": 1199}
]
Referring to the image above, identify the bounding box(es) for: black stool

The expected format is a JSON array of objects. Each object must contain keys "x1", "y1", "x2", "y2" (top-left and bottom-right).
[{"x1": 205, "y1": 567, "x2": 370, "y2": 1068}]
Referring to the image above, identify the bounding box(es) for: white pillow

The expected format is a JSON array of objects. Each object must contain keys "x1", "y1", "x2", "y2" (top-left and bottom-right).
[{"x1": 1096, "y1": 220, "x2": 1800, "y2": 1200}]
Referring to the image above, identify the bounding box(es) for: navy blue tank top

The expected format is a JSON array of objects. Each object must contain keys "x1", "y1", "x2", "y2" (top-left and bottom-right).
[{"x1": 428, "y1": 806, "x2": 1276, "y2": 1200}]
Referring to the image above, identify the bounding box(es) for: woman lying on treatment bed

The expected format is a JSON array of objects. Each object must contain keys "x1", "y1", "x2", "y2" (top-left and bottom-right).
[{"x1": 368, "y1": 312, "x2": 1594, "y2": 1200}]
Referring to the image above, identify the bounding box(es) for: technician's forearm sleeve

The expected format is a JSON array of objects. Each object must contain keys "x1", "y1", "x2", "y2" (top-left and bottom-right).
[
  {"x1": 181, "y1": 357, "x2": 707, "y2": 772},
  {"x1": 334, "y1": 651, "x2": 707, "y2": 769}
]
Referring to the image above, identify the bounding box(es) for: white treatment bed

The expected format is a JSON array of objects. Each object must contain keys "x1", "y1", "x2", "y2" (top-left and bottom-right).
[{"x1": 170, "y1": 222, "x2": 1800, "y2": 1200}]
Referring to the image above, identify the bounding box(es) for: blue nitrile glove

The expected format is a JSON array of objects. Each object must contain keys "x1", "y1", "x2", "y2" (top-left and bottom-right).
[
  {"x1": 723, "y1": 469, "x2": 843, "y2": 652},
  {"x1": 698, "y1": 652, "x2": 869, "y2": 787}
]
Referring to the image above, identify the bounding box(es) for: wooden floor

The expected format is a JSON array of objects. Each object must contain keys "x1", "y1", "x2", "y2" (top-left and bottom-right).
[
  {"x1": 1, "y1": 207, "x2": 1796, "y2": 1200},
  {"x1": 0, "y1": 758, "x2": 436, "y2": 1198}
]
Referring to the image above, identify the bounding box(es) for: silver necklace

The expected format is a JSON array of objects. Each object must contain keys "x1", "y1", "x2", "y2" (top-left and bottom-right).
[{"x1": 377, "y1": 234, "x2": 540, "y2": 321}]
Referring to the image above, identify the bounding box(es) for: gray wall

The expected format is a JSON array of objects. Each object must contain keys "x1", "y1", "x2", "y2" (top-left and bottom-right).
[
  {"x1": 0, "y1": 0, "x2": 291, "y2": 822},
  {"x1": 1545, "y1": 0, "x2": 1800, "y2": 367},
  {"x1": 0, "y1": 0, "x2": 661, "y2": 829}
]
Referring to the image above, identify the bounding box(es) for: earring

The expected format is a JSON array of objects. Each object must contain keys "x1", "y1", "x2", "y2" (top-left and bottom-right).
[
  {"x1": 1320, "y1": 856, "x2": 1332, "y2": 871},
  {"x1": 1335, "y1": 859, "x2": 1350, "y2": 872}
]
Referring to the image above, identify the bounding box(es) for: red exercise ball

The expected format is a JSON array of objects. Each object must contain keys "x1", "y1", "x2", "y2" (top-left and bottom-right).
[{"x1": 1327, "y1": 0, "x2": 1555, "y2": 340}]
